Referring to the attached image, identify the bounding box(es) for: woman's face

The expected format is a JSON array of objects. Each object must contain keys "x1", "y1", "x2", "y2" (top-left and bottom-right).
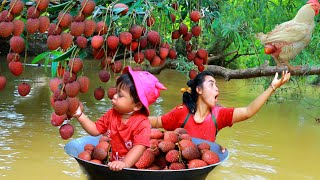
[
  {"x1": 197, "y1": 75, "x2": 219, "y2": 107},
  {"x1": 111, "y1": 86, "x2": 137, "y2": 114}
]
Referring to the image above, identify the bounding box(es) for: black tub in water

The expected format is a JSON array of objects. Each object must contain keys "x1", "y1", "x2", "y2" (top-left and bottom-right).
[{"x1": 64, "y1": 136, "x2": 229, "y2": 180}]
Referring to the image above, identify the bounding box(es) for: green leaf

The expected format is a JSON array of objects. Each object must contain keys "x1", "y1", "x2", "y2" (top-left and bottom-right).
[
  {"x1": 51, "y1": 61, "x2": 58, "y2": 78},
  {"x1": 51, "y1": 45, "x2": 77, "y2": 62},
  {"x1": 31, "y1": 52, "x2": 50, "y2": 64},
  {"x1": 47, "y1": 1, "x2": 74, "y2": 13}
]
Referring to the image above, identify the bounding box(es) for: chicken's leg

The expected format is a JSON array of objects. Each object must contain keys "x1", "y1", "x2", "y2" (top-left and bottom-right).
[{"x1": 283, "y1": 61, "x2": 301, "y2": 71}]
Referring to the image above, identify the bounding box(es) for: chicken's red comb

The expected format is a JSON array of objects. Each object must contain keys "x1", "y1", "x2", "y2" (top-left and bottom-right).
[{"x1": 307, "y1": 0, "x2": 319, "y2": 4}]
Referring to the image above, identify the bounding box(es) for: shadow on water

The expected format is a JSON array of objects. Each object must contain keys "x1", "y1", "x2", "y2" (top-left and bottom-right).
[{"x1": 1, "y1": 58, "x2": 320, "y2": 179}]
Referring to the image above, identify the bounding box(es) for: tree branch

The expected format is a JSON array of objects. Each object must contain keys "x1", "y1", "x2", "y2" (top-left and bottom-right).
[{"x1": 207, "y1": 62, "x2": 320, "y2": 81}]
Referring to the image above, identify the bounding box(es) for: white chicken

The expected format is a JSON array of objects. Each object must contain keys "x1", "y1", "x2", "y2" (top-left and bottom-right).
[{"x1": 256, "y1": 0, "x2": 320, "y2": 71}]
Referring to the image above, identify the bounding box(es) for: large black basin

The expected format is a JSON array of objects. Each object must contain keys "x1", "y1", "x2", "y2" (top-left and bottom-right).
[{"x1": 64, "y1": 136, "x2": 229, "y2": 180}]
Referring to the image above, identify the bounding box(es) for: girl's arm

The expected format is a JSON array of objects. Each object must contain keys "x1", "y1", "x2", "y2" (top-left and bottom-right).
[
  {"x1": 149, "y1": 116, "x2": 163, "y2": 128},
  {"x1": 232, "y1": 71, "x2": 291, "y2": 124},
  {"x1": 74, "y1": 107, "x2": 101, "y2": 136},
  {"x1": 108, "y1": 145, "x2": 146, "y2": 171}
]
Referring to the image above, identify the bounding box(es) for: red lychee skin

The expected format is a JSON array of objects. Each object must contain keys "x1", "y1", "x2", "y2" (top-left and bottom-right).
[
  {"x1": 113, "y1": 3, "x2": 129, "y2": 15},
  {"x1": 91, "y1": 35, "x2": 104, "y2": 49},
  {"x1": 26, "y1": 18, "x2": 40, "y2": 34},
  {"x1": 183, "y1": 32, "x2": 192, "y2": 41},
  {"x1": 134, "y1": 52, "x2": 144, "y2": 64},
  {"x1": 135, "y1": 149, "x2": 155, "y2": 169},
  {"x1": 81, "y1": 0, "x2": 96, "y2": 15},
  {"x1": 187, "y1": 159, "x2": 208, "y2": 169},
  {"x1": 0, "y1": 10, "x2": 14, "y2": 22},
  {"x1": 190, "y1": 11, "x2": 201, "y2": 22},
  {"x1": 27, "y1": 6, "x2": 40, "y2": 19},
  {"x1": 107, "y1": 87, "x2": 116, "y2": 100},
  {"x1": 0, "y1": 76, "x2": 7, "y2": 91},
  {"x1": 150, "y1": 128, "x2": 163, "y2": 139},
  {"x1": 147, "y1": 31, "x2": 160, "y2": 46},
  {"x1": 187, "y1": 52, "x2": 196, "y2": 62},
  {"x1": 60, "y1": 33, "x2": 74, "y2": 50},
  {"x1": 119, "y1": 31, "x2": 133, "y2": 46},
  {"x1": 51, "y1": 112, "x2": 66, "y2": 127},
  {"x1": 57, "y1": 12, "x2": 72, "y2": 28},
  {"x1": 169, "y1": 163, "x2": 186, "y2": 170},
  {"x1": 196, "y1": 49, "x2": 208, "y2": 60},
  {"x1": 76, "y1": 36, "x2": 88, "y2": 49},
  {"x1": 36, "y1": 0, "x2": 49, "y2": 11},
  {"x1": 165, "y1": 149, "x2": 180, "y2": 163},
  {"x1": 158, "y1": 140, "x2": 175, "y2": 153},
  {"x1": 107, "y1": 35, "x2": 119, "y2": 50},
  {"x1": 163, "y1": 131, "x2": 179, "y2": 143},
  {"x1": 78, "y1": 151, "x2": 92, "y2": 161},
  {"x1": 6, "y1": 52, "x2": 20, "y2": 63},
  {"x1": 70, "y1": 21, "x2": 85, "y2": 37},
  {"x1": 77, "y1": 76, "x2": 90, "y2": 93},
  {"x1": 201, "y1": 150, "x2": 220, "y2": 165},
  {"x1": 59, "y1": 123, "x2": 74, "y2": 140},
  {"x1": 127, "y1": 41, "x2": 139, "y2": 51},
  {"x1": 146, "y1": 16, "x2": 155, "y2": 27},
  {"x1": 65, "y1": 81, "x2": 80, "y2": 97},
  {"x1": 47, "y1": 23, "x2": 62, "y2": 36},
  {"x1": 68, "y1": 58, "x2": 83, "y2": 73},
  {"x1": 111, "y1": 60, "x2": 123, "y2": 73},
  {"x1": 150, "y1": 56, "x2": 161, "y2": 67},
  {"x1": 10, "y1": 36, "x2": 25, "y2": 53},
  {"x1": 8, "y1": 61, "x2": 23, "y2": 76},
  {"x1": 130, "y1": 25, "x2": 143, "y2": 39},
  {"x1": 191, "y1": 25, "x2": 202, "y2": 37},
  {"x1": 189, "y1": 69, "x2": 197, "y2": 79},
  {"x1": 10, "y1": 0, "x2": 24, "y2": 15},
  {"x1": 95, "y1": 21, "x2": 108, "y2": 35},
  {"x1": 171, "y1": 30, "x2": 181, "y2": 40},
  {"x1": 18, "y1": 82, "x2": 31, "y2": 96},
  {"x1": 94, "y1": 87, "x2": 105, "y2": 100},
  {"x1": 179, "y1": 23, "x2": 188, "y2": 35},
  {"x1": 47, "y1": 35, "x2": 62, "y2": 50},
  {"x1": 159, "y1": 47, "x2": 169, "y2": 59},
  {"x1": 144, "y1": 49, "x2": 156, "y2": 62},
  {"x1": 83, "y1": 19, "x2": 96, "y2": 37},
  {"x1": 168, "y1": 48, "x2": 177, "y2": 59},
  {"x1": 98, "y1": 70, "x2": 110, "y2": 83},
  {"x1": 49, "y1": 77, "x2": 63, "y2": 93},
  {"x1": 139, "y1": 37, "x2": 148, "y2": 49},
  {"x1": 54, "y1": 100, "x2": 69, "y2": 116},
  {"x1": 12, "y1": 19, "x2": 24, "y2": 36}
]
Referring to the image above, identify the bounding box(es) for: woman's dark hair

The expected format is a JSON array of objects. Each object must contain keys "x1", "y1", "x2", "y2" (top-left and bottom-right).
[
  {"x1": 116, "y1": 74, "x2": 140, "y2": 104},
  {"x1": 183, "y1": 71, "x2": 214, "y2": 114}
]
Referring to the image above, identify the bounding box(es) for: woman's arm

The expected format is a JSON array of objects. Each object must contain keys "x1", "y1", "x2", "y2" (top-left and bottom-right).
[
  {"x1": 74, "y1": 107, "x2": 101, "y2": 136},
  {"x1": 232, "y1": 71, "x2": 291, "y2": 124},
  {"x1": 108, "y1": 145, "x2": 146, "y2": 171},
  {"x1": 149, "y1": 116, "x2": 163, "y2": 128}
]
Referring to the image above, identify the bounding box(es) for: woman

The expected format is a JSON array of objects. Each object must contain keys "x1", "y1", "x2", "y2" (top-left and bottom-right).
[{"x1": 149, "y1": 70, "x2": 290, "y2": 143}]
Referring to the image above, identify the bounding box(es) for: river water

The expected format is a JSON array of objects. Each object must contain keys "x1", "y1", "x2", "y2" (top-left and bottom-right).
[{"x1": 1, "y1": 58, "x2": 320, "y2": 180}]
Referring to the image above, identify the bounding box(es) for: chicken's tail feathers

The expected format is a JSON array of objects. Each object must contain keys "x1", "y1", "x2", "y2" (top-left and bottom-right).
[{"x1": 255, "y1": 32, "x2": 267, "y2": 44}]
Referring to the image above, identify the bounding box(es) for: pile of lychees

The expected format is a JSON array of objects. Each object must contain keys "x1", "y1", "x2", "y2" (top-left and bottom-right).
[{"x1": 77, "y1": 128, "x2": 220, "y2": 170}]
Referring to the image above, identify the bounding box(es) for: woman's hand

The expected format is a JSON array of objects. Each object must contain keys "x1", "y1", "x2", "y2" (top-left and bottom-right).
[
  {"x1": 108, "y1": 161, "x2": 128, "y2": 171},
  {"x1": 270, "y1": 71, "x2": 291, "y2": 90},
  {"x1": 73, "y1": 106, "x2": 83, "y2": 119}
]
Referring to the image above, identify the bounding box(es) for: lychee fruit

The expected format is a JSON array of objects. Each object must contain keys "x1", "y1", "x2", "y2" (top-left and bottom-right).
[
  {"x1": 190, "y1": 11, "x2": 201, "y2": 22},
  {"x1": 0, "y1": 76, "x2": 7, "y2": 91},
  {"x1": 98, "y1": 70, "x2": 110, "y2": 83},
  {"x1": 77, "y1": 76, "x2": 90, "y2": 93},
  {"x1": 119, "y1": 31, "x2": 132, "y2": 46},
  {"x1": 59, "y1": 123, "x2": 74, "y2": 140},
  {"x1": 18, "y1": 82, "x2": 31, "y2": 96},
  {"x1": 107, "y1": 86, "x2": 116, "y2": 99},
  {"x1": 113, "y1": 3, "x2": 129, "y2": 15},
  {"x1": 106, "y1": 35, "x2": 119, "y2": 50},
  {"x1": 8, "y1": 61, "x2": 23, "y2": 76},
  {"x1": 81, "y1": 0, "x2": 96, "y2": 15},
  {"x1": 94, "y1": 87, "x2": 105, "y2": 100}
]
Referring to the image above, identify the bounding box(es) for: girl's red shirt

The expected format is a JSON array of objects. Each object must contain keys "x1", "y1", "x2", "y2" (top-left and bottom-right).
[
  {"x1": 95, "y1": 109, "x2": 151, "y2": 161},
  {"x1": 161, "y1": 104, "x2": 234, "y2": 142}
]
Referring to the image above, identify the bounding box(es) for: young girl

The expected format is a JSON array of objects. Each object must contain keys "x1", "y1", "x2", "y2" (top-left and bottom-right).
[
  {"x1": 73, "y1": 66, "x2": 166, "y2": 171},
  {"x1": 149, "y1": 70, "x2": 290, "y2": 143}
]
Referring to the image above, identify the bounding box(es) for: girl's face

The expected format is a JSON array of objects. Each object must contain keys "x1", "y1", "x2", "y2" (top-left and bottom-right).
[
  {"x1": 197, "y1": 75, "x2": 219, "y2": 107},
  {"x1": 111, "y1": 86, "x2": 140, "y2": 114}
]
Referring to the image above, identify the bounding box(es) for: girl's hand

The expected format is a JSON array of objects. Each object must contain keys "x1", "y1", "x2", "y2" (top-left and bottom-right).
[
  {"x1": 271, "y1": 71, "x2": 291, "y2": 90},
  {"x1": 108, "y1": 161, "x2": 128, "y2": 171}
]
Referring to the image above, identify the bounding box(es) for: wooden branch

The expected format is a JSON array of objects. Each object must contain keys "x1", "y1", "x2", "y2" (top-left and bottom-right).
[{"x1": 207, "y1": 63, "x2": 320, "y2": 81}]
